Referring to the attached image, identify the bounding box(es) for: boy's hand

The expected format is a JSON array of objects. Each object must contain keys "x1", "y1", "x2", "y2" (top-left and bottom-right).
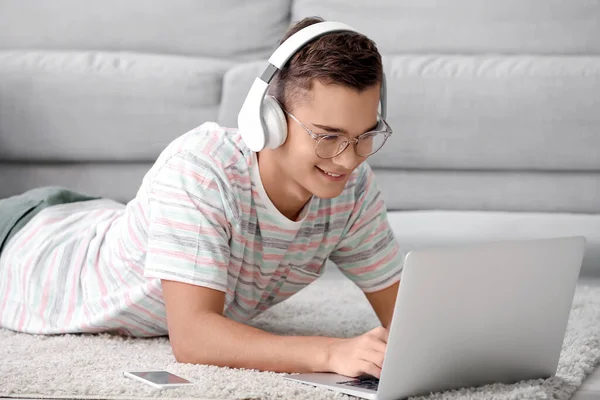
[{"x1": 326, "y1": 326, "x2": 389, "y2": 379}]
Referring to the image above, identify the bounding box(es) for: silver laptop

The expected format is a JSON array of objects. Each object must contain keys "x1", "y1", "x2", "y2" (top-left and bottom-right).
[{"x1": 285, "y1": 236, "x2": 586, "y2": 400}]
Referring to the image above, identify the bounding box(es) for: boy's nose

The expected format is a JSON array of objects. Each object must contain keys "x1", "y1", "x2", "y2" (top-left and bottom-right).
[{"x1": 331, "y1": 143, "x2": 360, "y2": 170}]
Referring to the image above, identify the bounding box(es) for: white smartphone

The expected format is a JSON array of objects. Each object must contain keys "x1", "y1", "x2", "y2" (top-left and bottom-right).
[{"x1": 123, "y1": 370, "x2": 194, "y2": 389}]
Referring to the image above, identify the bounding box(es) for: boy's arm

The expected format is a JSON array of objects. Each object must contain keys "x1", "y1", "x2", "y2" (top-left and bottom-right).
[
  {"x1": 162, "y1": 279, "x2": 391, "y2": 378},
  {"x1": 162, "y1": 279, "x2": 334, "y2": 373},
  {"x1": 365, "y1": 281, "x2": 400, "y2": 329}
]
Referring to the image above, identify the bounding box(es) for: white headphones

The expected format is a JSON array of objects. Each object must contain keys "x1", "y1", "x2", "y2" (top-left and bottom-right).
[{"x1": 237, "y1": 21, "x2": 387, "y2": 152}]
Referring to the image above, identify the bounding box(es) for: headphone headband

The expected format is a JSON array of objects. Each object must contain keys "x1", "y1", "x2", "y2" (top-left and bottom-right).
[{"x1": 268, "y1": 22, "x2": 357, "y2": 69}]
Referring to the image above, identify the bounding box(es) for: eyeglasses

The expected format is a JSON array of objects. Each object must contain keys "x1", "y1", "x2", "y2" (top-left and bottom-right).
[{"x1": 281, "y1": 105, "x2": 393, "y2": 159}]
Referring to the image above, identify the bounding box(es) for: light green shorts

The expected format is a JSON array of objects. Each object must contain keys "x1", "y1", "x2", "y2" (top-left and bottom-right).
[{"x1": 0, "y1": 186, "x2": 99, "y2": 253}]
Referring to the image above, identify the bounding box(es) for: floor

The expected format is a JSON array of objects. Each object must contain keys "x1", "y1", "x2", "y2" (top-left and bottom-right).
[
  {"x1": 570, "y1": 277, "x2": 600, "y2": 399},
  {"x1": 573, "y1": 366, "x2": 600, "y2": 399}
]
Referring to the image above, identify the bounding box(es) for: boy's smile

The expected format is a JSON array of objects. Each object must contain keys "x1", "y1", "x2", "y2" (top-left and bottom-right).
[{"x1": 315, "y1": 166, "x2": 349, "y2": 182}]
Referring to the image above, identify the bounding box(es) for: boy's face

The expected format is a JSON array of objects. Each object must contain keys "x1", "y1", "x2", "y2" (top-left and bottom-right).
[{"x1": 278, "y1": 80, "x2": 381, "y2": 199}]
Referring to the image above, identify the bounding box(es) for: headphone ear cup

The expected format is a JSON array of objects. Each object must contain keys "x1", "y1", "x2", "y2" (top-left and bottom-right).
[{"x1": 261, "y1": 96, "x2": 288, "y2": 149}]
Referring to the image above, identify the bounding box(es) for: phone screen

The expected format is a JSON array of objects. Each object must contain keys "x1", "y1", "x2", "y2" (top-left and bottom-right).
[{"x1": 129, "y1": 371, "x2": 192, "y2": 384}]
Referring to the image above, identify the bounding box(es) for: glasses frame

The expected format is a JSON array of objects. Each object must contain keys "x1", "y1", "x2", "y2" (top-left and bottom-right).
[{"x1": 281, "y1": 106, "x2": 393, "y2": 159}]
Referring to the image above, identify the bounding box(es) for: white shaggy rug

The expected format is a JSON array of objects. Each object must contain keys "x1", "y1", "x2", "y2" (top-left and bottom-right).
[{"x1": 1, "y1": 267, "x2": 600, "y2": 400}]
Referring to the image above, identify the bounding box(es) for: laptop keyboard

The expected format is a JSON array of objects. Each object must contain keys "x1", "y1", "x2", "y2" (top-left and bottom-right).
[{"x1": 336, "y1": 377, "x2": 380, "y2": 391}]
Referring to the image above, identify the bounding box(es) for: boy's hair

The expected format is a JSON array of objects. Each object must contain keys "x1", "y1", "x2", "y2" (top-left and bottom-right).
[{"x1": 269, "y1": 16, "x2": 383, "y2": 111}]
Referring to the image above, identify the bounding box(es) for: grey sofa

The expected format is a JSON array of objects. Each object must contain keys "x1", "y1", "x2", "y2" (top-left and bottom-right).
[
  {"x1": 1, "y1": 0, "x2": 600, "y2": 396},
  {"x1": 1, "y1": 0, "x2": 598, "y2": 275}
]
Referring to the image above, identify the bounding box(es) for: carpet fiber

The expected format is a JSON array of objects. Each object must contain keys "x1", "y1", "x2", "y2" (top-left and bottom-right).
[{"x1": 2, "y1": 268, "x2": 600, "y2": 400}]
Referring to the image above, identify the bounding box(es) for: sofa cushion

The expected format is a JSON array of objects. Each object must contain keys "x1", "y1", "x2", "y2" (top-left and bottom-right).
[
  {"x1": 0, "y1": 0, "x2": 292, "y2": 60},
  {"x1": 219, "y1": 56, "x2": 600, "y2": 171},
  {"x1": 0, "y1": 51, "x2": 232, "y2": 162},
  {"x1": 293, "y1": 0, "x2": 600, "y2": 54},
  {"x1": 371, "y1": 55, "x2": 600, "y2": 171}
]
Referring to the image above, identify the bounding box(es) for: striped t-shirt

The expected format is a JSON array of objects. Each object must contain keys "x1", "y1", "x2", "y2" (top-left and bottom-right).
[{"x1": 0, "y1": 122, "x2": 403, "y2": 337}]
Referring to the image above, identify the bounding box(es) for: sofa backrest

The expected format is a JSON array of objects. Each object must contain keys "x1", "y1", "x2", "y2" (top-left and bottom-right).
[
  {"x1": 0, "y1": 0, "x2": 291, "y2": 59},
  {"x1": 292, "y1": 0, "x2": 600, "y2": 55},
  {"x1": 1, "y1": 0, "x2": 599, "y2": 215}
]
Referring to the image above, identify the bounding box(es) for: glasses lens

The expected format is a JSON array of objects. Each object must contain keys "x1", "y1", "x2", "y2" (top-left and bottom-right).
[
  {"x1": 356, "y1": 132, "x2": 388, "y2": 157},
  {"x1": 316, "y1": 135, "x2": 349, "y2": 158}
]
